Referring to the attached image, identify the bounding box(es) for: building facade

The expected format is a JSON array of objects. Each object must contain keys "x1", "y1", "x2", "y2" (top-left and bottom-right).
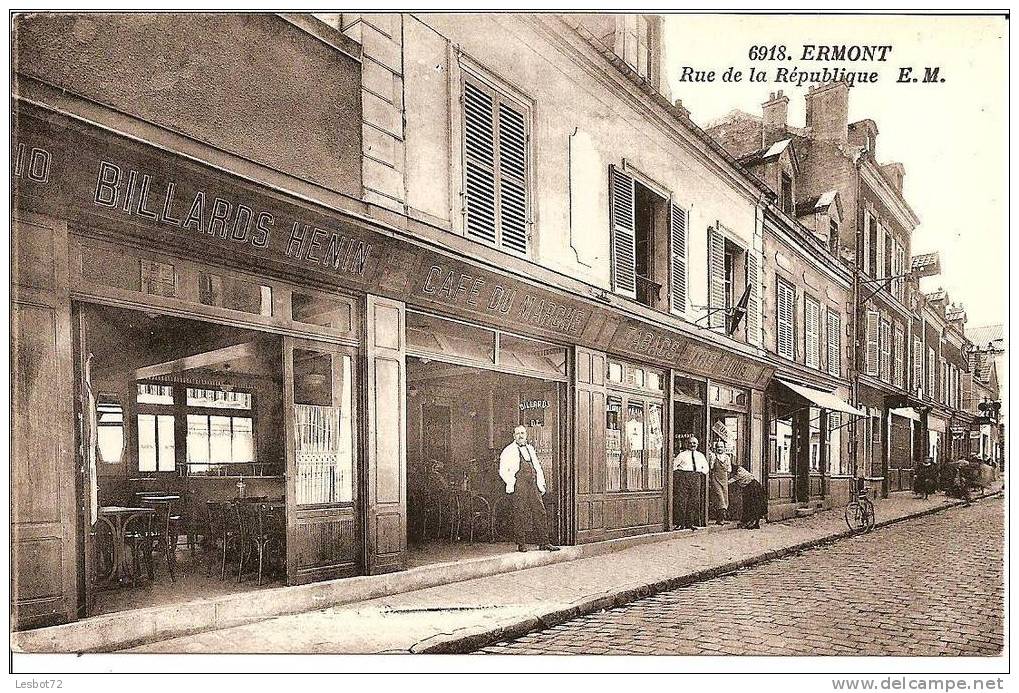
[{"x1": 10, "y1": 12, "x2": 986, "y2": 635}]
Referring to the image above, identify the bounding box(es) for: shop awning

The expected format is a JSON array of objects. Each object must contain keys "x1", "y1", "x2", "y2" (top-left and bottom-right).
[
  {"x1": 774, "y1": 377, "x2": 866, "y2": 417},
  {"x1": 890, "y1": 407, "x2": 922, "y2": 422}
]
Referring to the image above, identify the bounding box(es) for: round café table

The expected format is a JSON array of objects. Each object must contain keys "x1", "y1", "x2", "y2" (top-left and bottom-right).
[{"x1": 96, "y1": 506, "x2": 155, "y2": 586}]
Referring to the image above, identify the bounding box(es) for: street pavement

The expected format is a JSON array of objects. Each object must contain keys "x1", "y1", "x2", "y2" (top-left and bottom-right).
[
  {"x1": 480, "y1": 497, "x2": 1004, "y2": 656},
  {"x1": 120, "y1": 491, "x2": 999, "y2": 655}
]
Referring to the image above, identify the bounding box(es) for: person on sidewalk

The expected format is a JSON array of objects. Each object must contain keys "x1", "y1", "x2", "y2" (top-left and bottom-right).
[
  {"x1": 729, "y1": 463, "x2": 767, "y2": 529},
  {"x1": 499, "y1": 425, "x2": 559, "y2": 553},
  {"x1": 708, "y1": 440, "x2": 732, "y2": 525},
  {"x1": 673, "y1": 436, "x2": 708, "y2": 530}
]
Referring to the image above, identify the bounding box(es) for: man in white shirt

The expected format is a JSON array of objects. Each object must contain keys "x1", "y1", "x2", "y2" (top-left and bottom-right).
[
  {"x1": 673, "y1": 435, "x2": 708, "y2": 530},
  {"x1": 499, "y1": 425, "x2": 559, "y2": 552}
]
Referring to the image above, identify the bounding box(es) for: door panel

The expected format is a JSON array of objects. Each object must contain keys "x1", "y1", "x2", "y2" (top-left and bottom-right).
[
  {"x1": 11, "y1": 213, "x2": 77, "y2": 629},
  {"x1": 284, "y1": 338, "x2": 359, "y2": 585},
  {"x1": 365, "y1": 296, "x2": 407, "y2": 574}
]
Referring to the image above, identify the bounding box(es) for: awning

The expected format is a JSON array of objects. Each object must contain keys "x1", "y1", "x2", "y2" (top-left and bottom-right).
[
  {"x1": 774, "y1": 377, "x2": 867, "y2": 417},
  {"x1": 890, "y1": 407, "x2": 922, "y2": 422}
]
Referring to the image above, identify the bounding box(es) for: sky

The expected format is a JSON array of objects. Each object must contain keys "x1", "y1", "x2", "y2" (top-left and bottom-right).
[{"x1": 663, "y1": 13, "x2": 1007, "y2": 329}]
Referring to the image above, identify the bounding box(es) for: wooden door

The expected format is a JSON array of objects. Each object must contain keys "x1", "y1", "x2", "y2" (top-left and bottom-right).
[
  {"x1": 72, "y1": 307, "x2": 99, "y2": 617},
  {"x1": 11, "y1": 212, "x2": 78, "y2": 629},
  {"x1": 283, "y1": 338, "x2": 359, "y2": 584},
  {"x1": 364, "y1": 296, "x2": 407, "y2": 574},
  {"x1": 574, "y1": 347, "x2": 606, "y2": 544}
]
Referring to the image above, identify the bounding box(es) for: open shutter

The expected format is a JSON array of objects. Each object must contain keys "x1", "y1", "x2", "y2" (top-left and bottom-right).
[
  {"x1": 913, "y1": 336, "x2": 922, "y2": 394},
  {"x1": 805, "y1": 298, "x2": 820, "y2": 369},
  {"x1": 827, "y1": 312, "x2": 840, "y2": 377},
  {"x1": 498, "y1": 100, "x2": 528, "y2": 254},
  {"x1": 880, "y1": 319, "x2": 891, "y2": 382},
  {"x1": 610, "y1": 167, "x2": 636, "y2": 298},
  {"x1": 746, "y1": 250, "x2": 761, "y2": 346},
  {"x1": 865, "y1": 311, "x2": 879, "y2": 376},
  {"x1": 463, "y1": 80, "x2": 497, "y2": 245},
  {"x1": 707, "y1": 227, "x2": 726, "y2": 330},
  {"x1": 776, "y1": 281, "x2": 794, "y2": 360},
  {"x1": 669, "y1": 203, "x2": 688, "y2": 315}
]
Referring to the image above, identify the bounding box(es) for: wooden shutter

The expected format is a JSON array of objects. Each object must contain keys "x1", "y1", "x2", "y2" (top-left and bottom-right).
[
  {"x1": 913, "y1": 336, "x2": 923, "y2": 393},
  {"x1": 498, "y1": 100, "x2": 528, "y2": 254},
  {"x1": 893, "y1": 325, "x2": 905, "y2": 388},
  {"x1": 746, "y1": 250, "x2": 761, "y2": 345},
  {"x1": 463, "y1": 80, "x2": 497, "y2": 245},
  {"x1": 610, "y1": 166, "x2": 636, "y2": 298},
  {"x1": 827, "y1": 312, "x2": 841, "y2": 377},
  {"x1": 669, "y1": 203, "x2": 688, "y2": 315},
  {"x1": 865, "y1": 311, "x2": 879, "y2": 376},
  {"x1": 880, "y1": 319, "x2": 892, "y2": 382},
  {"x1": 776, "y1": 280, "x2": 794, "y2": 360},
  {"x1": 862, "y1": 209, "x2": 871, "y2": 276},
  {"x1": 805, "y1": 298, "x2": 820, "y2": 369},
  {"x1": 707, "y1": 227, "x2": 726, "y2": 330}
]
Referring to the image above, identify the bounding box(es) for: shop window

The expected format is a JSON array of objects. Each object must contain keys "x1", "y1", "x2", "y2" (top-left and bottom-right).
[
  {"x1": 608, "y1": 362, "x2": 624, "y2": 384},
  {"x1": 199, "y1": 273, "x2": 272, "y2": 317},
  {"x1": 606, "y1": 396, "x2": 623, "y2": 491},
  {"x1": 828, "y1": 412, "x2": 846, "y2": 476},
  {"x1": 625, "y1": 401, "x2": 646, "y2": 490},
  {"x1": 406, "y1": 311, "x2": 496, "y2": 365},
  {"x1": 497, "y1": 334, "x2": 566, "y2": 377},
  {"x1": 137, "y1": 413, "x2": 175, "y2": 472},
  {"x1": 769, "y1": 411, "x2": 793, "y2": 474},
  {"x1": 647, "y1": 371, "x2": 662, "y2": 392},
  {"x1": 808, "y1": 407, "x2": 822, "y2": 472},
  {"x1": 186, "y1": 414, "x2": 254, "y2": 475},
  {"x1": 96, "y1": 396, "x2": 124, "y2": 464},
  {"x1": 292, "y1": 291, "x2": 352, "y2": 332},
  {"x1": 294, "y1": 351, "x2": 354, "y2": 505},
  {"x1": 647, "y1": 403, "x2": 664, "y2": 490}
]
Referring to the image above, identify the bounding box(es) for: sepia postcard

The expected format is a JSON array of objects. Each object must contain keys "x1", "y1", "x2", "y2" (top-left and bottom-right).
[{"x1": 8, "y1": 8, "x2": 1008, "y2": 682}]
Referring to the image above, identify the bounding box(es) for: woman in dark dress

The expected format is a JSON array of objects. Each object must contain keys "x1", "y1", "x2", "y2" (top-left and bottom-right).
[{"x1": 729, "y1": 464, "x2": 767, "y2": 529}]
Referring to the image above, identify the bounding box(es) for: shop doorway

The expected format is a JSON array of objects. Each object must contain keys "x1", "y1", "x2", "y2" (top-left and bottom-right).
[
  {"x1": 403, "y1": 309, "x2": 568, "y2": 566},
  {"x1": 74, "y1": 303, "x2": 289, "y2": 616}
]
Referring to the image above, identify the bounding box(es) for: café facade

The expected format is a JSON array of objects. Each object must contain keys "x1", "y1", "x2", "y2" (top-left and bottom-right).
[{"x1": 11, "y1": 96, "x2": 806, "y2": 631}]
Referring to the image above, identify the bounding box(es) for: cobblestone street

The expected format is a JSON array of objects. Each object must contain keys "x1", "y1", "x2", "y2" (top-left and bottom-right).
[{"x1": 481, "y1": 497, "x2": 1004, "y2": 656}]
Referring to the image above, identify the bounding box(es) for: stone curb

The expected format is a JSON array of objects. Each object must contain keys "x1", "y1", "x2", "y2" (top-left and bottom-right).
[{"x1": 415, "y1": 491, "x2": 1001, "y2": 654}]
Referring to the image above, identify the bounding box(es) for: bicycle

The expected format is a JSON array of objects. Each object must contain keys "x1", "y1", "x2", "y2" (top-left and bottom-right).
[{"x1": 845, "y1": 478, "x2": 876, "y2": 533}]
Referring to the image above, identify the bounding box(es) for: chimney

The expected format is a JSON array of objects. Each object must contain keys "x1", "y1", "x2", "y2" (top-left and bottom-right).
[
  {"x1": 805, "y1": 81, "x2": 850, "y2": 143},
  {"x1": 673, "y1": 98, "x2": 691, "y2": 120},
  {"x1": 881, "y1": 162, "x2": 906, "y2": 193},
  {"x1": 761, "y1": 90, "x2": 789, "y2": 148}
]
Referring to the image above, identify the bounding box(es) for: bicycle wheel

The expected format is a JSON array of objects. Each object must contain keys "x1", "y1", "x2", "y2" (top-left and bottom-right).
[
  {"x1": 862, "y1": 498, "x2": 876, "y2": 531},
  {"x1": 845, "y1": 501, "x2": 865, "y2": 532}
]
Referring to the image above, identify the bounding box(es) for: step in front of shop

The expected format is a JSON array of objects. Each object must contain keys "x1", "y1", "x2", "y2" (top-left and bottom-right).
[{"x1": 12, "y1": 524, "x2": 726, "y2": 654}]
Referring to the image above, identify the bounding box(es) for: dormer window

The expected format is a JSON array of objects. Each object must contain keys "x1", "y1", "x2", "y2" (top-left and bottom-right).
[
  {"x1": 781, "y1": 173, "x2": 794, "y2": 214},
  {"x1": 828, "y1": 218, "x2": 840, "y2": 254}
]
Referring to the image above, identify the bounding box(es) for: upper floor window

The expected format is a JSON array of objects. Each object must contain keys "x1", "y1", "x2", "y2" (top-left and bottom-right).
[
  {"x1": 828, "y1": 219, "x2": 840, "y2": 255},
  {"x1": 708, "y1": 227, "x2": 752, "y2": 337},
  {"x1": 462, "y1": 75, "x2": 530, "y2": 255},
  {"x1": 610, "y1": 167, "x2": 688, "y2": 315},
  {"x1": 621, "y1": 14, "x2": 654, "y2": 82},
  {"x1": 776, "y1": 279, "x2": 796, "y2": 360}
]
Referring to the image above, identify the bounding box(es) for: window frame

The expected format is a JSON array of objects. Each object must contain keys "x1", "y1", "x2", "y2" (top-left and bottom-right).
[{"x1": 459, "y1": 68, "x2": 533, "y2": 257}]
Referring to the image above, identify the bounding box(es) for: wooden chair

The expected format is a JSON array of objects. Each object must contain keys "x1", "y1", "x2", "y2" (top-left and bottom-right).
[
  {"x1": 238, "y1": 503, "x2": 285, "y2": 586},
  {"x1": 139, "y1": 498, "x2": 182, "y2": 582}
]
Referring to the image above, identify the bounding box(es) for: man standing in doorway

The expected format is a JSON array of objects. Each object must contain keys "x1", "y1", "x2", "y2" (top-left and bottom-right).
[
  {"x1": 673, "y1": 435, "x2": 709, "y2": 530},
  {"x1": 500, "y1": 425, "x2": 559, "y2": 552}
]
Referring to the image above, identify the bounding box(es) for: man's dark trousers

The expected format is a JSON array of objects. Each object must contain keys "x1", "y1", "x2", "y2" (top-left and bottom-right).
[
  {"x1": 673, "y1": 469, "x2": 701, "y2": 528},
  {"x1": 511, "y1": 457, "x2": 549, "y2": 545}
]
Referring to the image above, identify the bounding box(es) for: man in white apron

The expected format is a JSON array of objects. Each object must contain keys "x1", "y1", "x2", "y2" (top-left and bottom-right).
[{"x1": 499, "y1": 425, "x2": 559, "y2": 552}]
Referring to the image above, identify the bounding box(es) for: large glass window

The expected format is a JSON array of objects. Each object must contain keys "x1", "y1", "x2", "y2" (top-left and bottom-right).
[
  {"x1": 606, "y1": 397, "x2": 623, "y2": 492},
  {"x1": 625, "y1": 401, "x2": 646, "y2": 490},
  {"x1": 137, "y1": 413, "x2": 175, "y2": 472},
  {"x1": 406, "y1": 311, "x2": 496, "y2": 364},
  {"x1": 809, "y1": 407, "x2": 822, "y2": 472},
  {"x1": 294, "y1": 350, "x2": 354, "y2": 505},
  {"x1": 770, "y1": 411, "x2": 793, "y2": 474},
  {"x1": 96, "y1": 397, "x2": 124, "y2": 464},
  {"x1": 647, "y1": 403, "x2": 664, "y2": 490}
]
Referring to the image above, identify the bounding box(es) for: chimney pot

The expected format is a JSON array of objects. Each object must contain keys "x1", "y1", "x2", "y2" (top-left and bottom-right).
[{"x1": 762, "y1": 90, "x2": 790, "y2": 149}]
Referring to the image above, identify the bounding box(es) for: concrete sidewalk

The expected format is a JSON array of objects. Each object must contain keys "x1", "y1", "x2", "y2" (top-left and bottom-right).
[{"x1": 117, "y1": 488, "x2": 1001, "y2": 655}]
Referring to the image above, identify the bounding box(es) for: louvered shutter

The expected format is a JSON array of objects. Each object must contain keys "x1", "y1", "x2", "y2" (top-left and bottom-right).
[
  {"x1": 805, "y1": 298, "x2": 820, "y2": 369},
  {"x1": 827, "y1": 312, "x2": 840, "y2": 377},
  {"x1": 498, "y1": 100, "x2": 528, "y2": 254},
  {"x1": 669, "y1": 203, "x2": 688, "y2": 315},
  {"x1": 746, "y1": 250, "x2": 761, "y2": 345},
  {"x1": 913, "y1": 336, "x2": 923, "y2": 394},
  {"x1": 893, "y1": 325, "x2": 905, "y2": 388},
  {"x1": 865, "y1": 311, "x2": 879, "y2": 376},
  {"x1": 610, "y1": 167, "x2": 636, "y2": 297},
  {"x1": 463, "y1": 80, "x2": 497, "y2": 245},
  {"x1": 776, "y1": 280, "x2": 794, "y2": 360},
  {"x1": 707, "y1": 227, "x2": 726, "y2": 330},
  {"x1": 880, "y1": 319, "x2": 892, "y2": 382}
]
